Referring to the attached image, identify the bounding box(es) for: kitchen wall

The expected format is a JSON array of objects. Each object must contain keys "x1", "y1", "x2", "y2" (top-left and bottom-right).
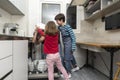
[
  {"x1": 0, "y1": 0, "x2": 29, "y2": 36},
  {"x1": 11, "y1": 0, "x2": 29, "y2": 36},
  {"x1": 28, "y1": 0, "x2": 40, "y2": 37},
  {"x1": 0, "y1": 8, "x2": 11, "y2": 34},
  {"x1": 92, "y1": 18, "x2": 120, "y2": 43},
  {"x1": 76, "y1": 10, "x2": 120, "y2": 43},
  {"x1": 28, "y1": 0, "x2": 72, "y2": 37}
]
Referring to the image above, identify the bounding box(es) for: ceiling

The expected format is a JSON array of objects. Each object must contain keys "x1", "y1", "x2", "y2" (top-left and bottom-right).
[{"x1": 70, "y1": 0, "x2": 85, "y2": 6}]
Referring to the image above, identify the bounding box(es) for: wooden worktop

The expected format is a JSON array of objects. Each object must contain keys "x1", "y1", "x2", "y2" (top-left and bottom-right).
[
  {"x1": 76, "y1": 42, "x2": 120, "y2": 48},
  {"x1": 0, "y1": 34, "x2": 32, "y2": 40}
]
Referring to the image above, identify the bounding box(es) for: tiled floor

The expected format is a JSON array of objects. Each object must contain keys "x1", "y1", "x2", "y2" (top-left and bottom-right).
[{"x1": 29, "y1": 67, "x2": 109, "y2": 80}]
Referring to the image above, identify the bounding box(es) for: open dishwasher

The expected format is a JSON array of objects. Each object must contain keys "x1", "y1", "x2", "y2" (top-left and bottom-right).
[{"x1": 28, "y1": 42, "x2": 60, "y2": 79}]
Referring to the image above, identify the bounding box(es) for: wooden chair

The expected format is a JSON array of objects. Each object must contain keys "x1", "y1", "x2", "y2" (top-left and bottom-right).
[{"x1": 114, "y1": 62, "x2": 120, "y2": 80}]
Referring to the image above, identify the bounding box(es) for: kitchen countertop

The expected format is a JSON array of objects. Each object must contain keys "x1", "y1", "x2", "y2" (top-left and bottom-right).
[
  {"x1": 0, "y1": 34, "x2": 32, "y2": 40},
  {"x1": 76, "y1": 41, "x2": 120, "y2": 48}
]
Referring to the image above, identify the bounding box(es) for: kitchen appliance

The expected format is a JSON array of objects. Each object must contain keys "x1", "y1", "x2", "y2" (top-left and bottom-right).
[{"x1": 3, "y1": 23, "x2": 19, "y2": 35}]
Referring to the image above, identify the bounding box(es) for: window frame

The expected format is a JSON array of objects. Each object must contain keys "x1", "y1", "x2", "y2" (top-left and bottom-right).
[{"x1": 41, "y1": 3, "x2": 61, "y2": 24}]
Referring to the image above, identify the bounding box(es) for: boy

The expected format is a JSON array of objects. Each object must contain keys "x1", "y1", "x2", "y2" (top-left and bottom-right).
[{"x1": 55, "y1": 13, "x2": 79, "y2": 78}]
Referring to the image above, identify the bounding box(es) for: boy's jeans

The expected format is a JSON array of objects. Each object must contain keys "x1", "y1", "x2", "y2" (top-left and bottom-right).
[
  {"x1": 71, "y1": 55, "x2": 77, "y2": 67},
  {"x1": 64, "y1": 54, "x2": 76, "y2": 73},
  {"x1": 59, "y1": 44, "x2": 77, "y2": 73}
]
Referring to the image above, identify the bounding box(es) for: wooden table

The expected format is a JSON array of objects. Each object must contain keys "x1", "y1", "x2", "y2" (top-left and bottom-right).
[{"x1": 77, "y1": 42, "x2": 120, "y2": 80}]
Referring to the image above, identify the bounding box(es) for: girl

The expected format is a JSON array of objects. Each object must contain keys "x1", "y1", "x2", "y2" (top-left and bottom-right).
[{"x1": 35, "y1": 21, "x2": 69, "y2": 80}]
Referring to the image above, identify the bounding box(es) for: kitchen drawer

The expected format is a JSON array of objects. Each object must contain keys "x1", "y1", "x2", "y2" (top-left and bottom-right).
[
  {"x1": 0, "y1": 56, "x2": 12, "y2": 79},
  {"x1": 0, "y1": 41, "x2": 12, "y2": 59},
  {"x1": 4, "y1": 73, "x2": 13, "y2": 80}
]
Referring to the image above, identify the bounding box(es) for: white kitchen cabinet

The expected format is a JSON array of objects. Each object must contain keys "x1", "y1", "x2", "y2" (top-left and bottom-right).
[
  {"x1": 4, "y1": 73, "x2": 13, "y2": 80},
  {"x1": 0, "y1": 56, "x2": 12, "y2": 79},
  {"x1": 13, "y1": 40, "x2": 28, "y2": 80},
  {"x1": 0, "y1": 40, "x2": 28, "y2": 80},
  {"x1": 0, "y1": 0, "x2": 25, "y2": 15},
  {"x1": 9, "y1": 0, "x2": 25, "y2": 14},
  {"x1": 0, "y1": 41, "x2": 12, "y2": 59}
]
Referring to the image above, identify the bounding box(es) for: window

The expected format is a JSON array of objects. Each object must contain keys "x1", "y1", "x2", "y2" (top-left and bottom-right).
[
  {"x1": 42, "y1": 3, "x2": 60, "y2": 24},
  {"x1": 66, "y1": 5, "x2": 81, "y2": 33},
  {"x1": 67, "y1": 5, "x2": 76, "y2": 29}
]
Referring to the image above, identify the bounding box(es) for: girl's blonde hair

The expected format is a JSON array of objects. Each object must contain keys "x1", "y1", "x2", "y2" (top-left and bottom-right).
[{"x1": 45, "y1": 21, "x2": 58, "y2": 35}]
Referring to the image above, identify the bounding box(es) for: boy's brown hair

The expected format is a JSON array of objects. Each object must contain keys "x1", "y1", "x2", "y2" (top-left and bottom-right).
[
  {"x1": 45, "y1": 21, "x2": 58, "y2": 35},
  {"x1": 54, "y1": 13, "x2": 65, "y2": 22}
]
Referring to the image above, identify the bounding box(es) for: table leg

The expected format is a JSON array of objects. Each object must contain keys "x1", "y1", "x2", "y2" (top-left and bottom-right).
[
  {"x1": 86, "y1": 49, "x2": 89, "y2": 66},
  {"x1": 83, "y1": 49, "x2": 89, "y2": 67},
  {"x1": 81, "y1": 49, "x2": 89, "y2": 69},
  {"x1": 110, "y1": 52, "x2": 114, "y2": 80},
  {"x1": 104, "y1": 48, "x2": 119, "y2": 80}
]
